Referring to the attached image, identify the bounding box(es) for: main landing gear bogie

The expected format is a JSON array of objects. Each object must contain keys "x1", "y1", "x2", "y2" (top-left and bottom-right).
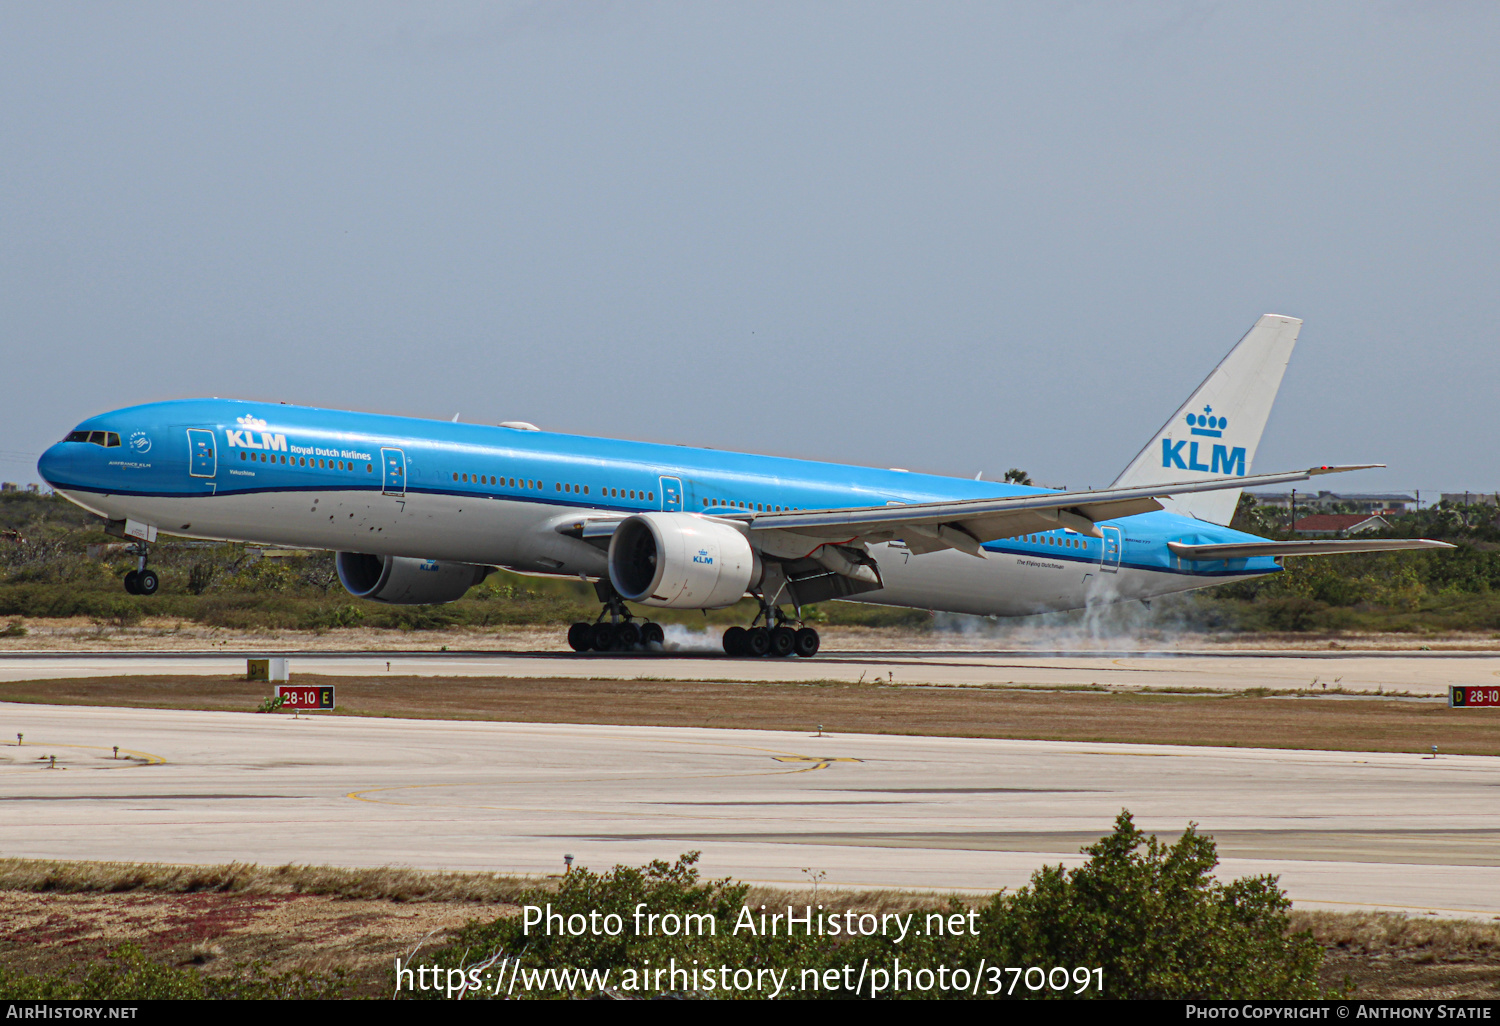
[
  {"x1": 567, "y1": 619, "x2": 665, "y2": 653},
  {"x1": 721, "y1": 624, "x2": 820, "y2": 658}
]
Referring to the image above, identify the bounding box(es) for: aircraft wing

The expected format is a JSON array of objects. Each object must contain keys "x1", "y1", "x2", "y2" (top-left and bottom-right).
[
  {"x1": 1167, "y1": 538, "x2": 1455, "y2": 560},
  {"x1": 742, "y1": 464, "x2": 1380, "y2": 559}
]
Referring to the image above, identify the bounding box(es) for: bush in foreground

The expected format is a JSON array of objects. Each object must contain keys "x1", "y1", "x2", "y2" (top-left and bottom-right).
[{"x1": 412, "y1": 811, "x2": 1322, "y2": 1000}]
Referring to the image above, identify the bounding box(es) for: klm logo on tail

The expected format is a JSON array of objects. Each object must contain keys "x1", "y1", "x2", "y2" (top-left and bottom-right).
[{"x1": 1163, "y1": 407, "x2": 1245, "y2": 474}]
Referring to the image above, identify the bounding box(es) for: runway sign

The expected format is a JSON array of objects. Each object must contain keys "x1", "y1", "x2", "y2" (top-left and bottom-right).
[
  {"x1": 276, "y1": 685, "x2": 334, "y2": 711},
  {"x1": 248, "y1": 658, "x2": 290, "y2": 682},
  {"x1": 1449, "y1": 686, "x2": 1499, "y2": 708}
]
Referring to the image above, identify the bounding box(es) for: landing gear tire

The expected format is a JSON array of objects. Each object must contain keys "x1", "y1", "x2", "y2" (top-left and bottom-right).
[
  {"x1": 567, "y1": 622, "x2": 593, "y2": 652},
  {"x1": 770, "y1": 625, "x2": 796, "y2": 658},
  {"x1": 123, "y1": 570, "x2": 140, "y2": 595},
  {"x1": 794, "y1": 627, "x2": 821, "y2": 658},
  {"x1": 615, "y1": 621, "x2": 641, "y2": 649},
  {"x1": 590, "y1": 622, "x2": 619, "y2": 652},
  {"x1": 641, "y1": 622, "x2": 665, "y2": 647},
  {"x1": 744, "y1": 627, "x2": 771, "y2": 657},
  {"x1": 135, "y1": 569, "x2": 159, "y2": 595},
  {"x1": 722, "y1": 626, "x2": 746, "y2": 656}
]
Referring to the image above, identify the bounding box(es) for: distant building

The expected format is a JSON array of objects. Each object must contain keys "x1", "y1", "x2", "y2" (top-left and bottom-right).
[
  {"x1": 0, "y1": 483, "x2": 15, "y2": 493},
  {"x1": 1440, "y1": 493, "x2": 1499, "y2": 507},
  {"x1": 24, "y1": 484, "x2": 39, "y2": 494},
  {"x1": 1250, "y1": 490, "x2": 1415, "y2": 515},
  {"x1": 1293, "y1": 514, "x2": 1391, "y2": 537}
]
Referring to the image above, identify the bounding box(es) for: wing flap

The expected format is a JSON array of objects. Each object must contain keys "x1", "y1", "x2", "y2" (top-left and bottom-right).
[
  {"x1": 749, "y1": 465, "x2": 1378, "y2": 556},
  {"x1": 1167, "y1": 538, "x2": 1455, "y2": 560}
]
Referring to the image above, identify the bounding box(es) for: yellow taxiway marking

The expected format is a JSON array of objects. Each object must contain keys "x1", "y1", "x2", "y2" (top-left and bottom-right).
[
  {"x1": 4, "y1": 741, "x2": 165, "y2": 766},
  {"x1": 772, "y1": 756, "x2": 864, "y2": 772}
]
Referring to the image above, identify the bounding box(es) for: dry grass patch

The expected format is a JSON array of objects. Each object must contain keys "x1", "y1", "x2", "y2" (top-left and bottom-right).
[
  {"x1": 1292, "y1": 910, "x2": 1500, "y2": 999},
  {"x1": 4, "y1": 673, "x2": 1500, "y2": 756},
  {"x1": 2, "y1": 860, "x2": 1497, "y2": 998},
  {"x1": 0, "y1": 858, "x2": 542, "y2": 904}
]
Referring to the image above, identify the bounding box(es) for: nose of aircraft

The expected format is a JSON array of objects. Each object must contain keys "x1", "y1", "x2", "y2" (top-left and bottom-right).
[{"x1": 37, "y1": 442, "x2": 70, "y2": 487}]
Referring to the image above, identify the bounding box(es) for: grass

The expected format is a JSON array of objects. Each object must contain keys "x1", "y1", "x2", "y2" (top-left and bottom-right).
[
  {"x1": 3, "y1": 673, "x2": 1499, "y2": 755},
  {"x1": 0, "y1": 858, "x2": 1496, "y2": 998},
  {"x1": 0, "y1": 858, "x2": 542, "y2": 904}
]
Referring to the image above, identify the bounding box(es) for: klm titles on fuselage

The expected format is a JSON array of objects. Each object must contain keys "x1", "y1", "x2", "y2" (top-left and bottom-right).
[
  {"x1": 225, "y1": 429, "x2": 371, "y2": 463},
  {"x1": 1162, "y1": 406, "x2": 1245, "y2": 475}
]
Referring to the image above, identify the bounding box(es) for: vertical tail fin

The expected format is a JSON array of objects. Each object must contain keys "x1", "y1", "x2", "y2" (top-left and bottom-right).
[{"x1": 1110, "y1": 314, "x2": 1301, "y2": 525}]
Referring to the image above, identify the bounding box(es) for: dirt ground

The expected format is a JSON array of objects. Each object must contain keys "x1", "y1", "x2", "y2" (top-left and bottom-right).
[
  {"x1": 2, "y1": 673, "x2": 1497, "y2": 756},
  {"x1": 1, "y1": 616, "x2": 1498, "y2": 653},
  {"x1": 0, "y1": 889, "x2": 501, "y2": 997},
  {"x1": 1, "y1": 883, "x2": 1496, "y2": 999}
]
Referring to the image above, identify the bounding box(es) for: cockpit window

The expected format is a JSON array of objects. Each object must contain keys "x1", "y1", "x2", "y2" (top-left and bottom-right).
[{"x1": 64, "y1": 430, "x2": 121, "y2": 447}]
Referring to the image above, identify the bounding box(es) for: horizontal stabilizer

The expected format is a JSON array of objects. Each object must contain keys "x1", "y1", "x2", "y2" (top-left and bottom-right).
[{"x1": 1167, "y1": 538, "x2": 1455, "y2": 561}]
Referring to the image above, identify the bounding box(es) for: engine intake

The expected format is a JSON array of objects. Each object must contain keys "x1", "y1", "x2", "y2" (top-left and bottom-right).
[
  {"x1": 608, "y1": 513, "x2": 760, "y2": 609},
  {"x1": 336, "y1": 552, "x2": 490, "y2": 605}
]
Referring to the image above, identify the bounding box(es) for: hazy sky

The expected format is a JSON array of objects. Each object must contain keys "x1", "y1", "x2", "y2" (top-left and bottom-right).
[{"x1": 4, "y1": 2, "x2": 1497, "y2": 499}]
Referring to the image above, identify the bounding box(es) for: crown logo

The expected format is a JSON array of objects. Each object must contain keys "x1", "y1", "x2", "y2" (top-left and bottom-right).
[
  {"x1": 235, "y1": 415, "x2": 269, "y2": 430},
  {"x1": 1185, "y1": 405, "x2": 1225, "y2": 438}
]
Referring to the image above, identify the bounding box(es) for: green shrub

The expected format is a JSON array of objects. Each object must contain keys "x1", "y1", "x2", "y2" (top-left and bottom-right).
[
  {"x1": 409, "y1": 814, "x2": 1323, "y2": 1000},
  {"x1": 975, "y1": 811, "x2": 1322, "y2": 999}
]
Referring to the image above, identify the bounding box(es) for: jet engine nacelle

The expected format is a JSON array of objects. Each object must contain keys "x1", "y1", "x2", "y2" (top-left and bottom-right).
[
  {"x1": 608, "y1": 513, "x2": 761, "y2": 609},
  {"x1": 336, "y1": 552, "x2": 491, "y2": 605}
]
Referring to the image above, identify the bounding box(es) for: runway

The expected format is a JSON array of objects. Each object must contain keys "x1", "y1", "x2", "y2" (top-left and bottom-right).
[
  {"x1": 2, "y1": 703, "x2": 1497, "y2": 918},
  {"x1": 0, "y1": 646, "x2": 1494, "y2": 695}
]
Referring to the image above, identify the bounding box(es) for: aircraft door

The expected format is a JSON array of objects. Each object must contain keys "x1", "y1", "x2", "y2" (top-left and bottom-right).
[
  {"x1": 659, "y1": 476, "x2": 683, "y2": 512},
  {"x1": 381, "y1": 448, "x2": 407, "y2": 497},
  {"x1": 1101, "y1": 526, "x2": 1122, "y2": 573},
  {"x1": 187, "y1": 430, "x2": 217, "y2": 478}
]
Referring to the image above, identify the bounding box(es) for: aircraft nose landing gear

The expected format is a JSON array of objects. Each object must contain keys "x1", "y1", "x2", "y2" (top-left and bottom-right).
[{"x1": 122, "y1": 541, "x2": 158, "y2": 595}]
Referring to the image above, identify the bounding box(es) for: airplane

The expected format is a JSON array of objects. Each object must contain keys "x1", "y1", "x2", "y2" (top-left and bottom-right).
[{"x1": 36, "y1": 314, "x2": 1451, "y2": 658}]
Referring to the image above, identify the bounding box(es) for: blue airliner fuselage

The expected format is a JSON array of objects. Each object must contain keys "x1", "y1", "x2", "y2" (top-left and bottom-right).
[
  {"x1": 38, "y1": 397, "x2": 1280, "y2": 620},
  {"x1": 42, "y1": 316, "x2": 1447, "y2": 656}
]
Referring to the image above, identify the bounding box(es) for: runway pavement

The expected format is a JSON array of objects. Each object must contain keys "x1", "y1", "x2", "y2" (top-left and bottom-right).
[
  {"x1": 2, "y1": 703, "x2": 1497, "y2": 917},
  {"x1": 0, "y1": 646, "x2": 1495, "y2": 695}
]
